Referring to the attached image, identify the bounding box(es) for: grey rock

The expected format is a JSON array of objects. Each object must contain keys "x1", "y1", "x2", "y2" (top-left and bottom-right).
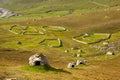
[
  {"x1": 85, "y1": 33, "x2": 90, "y2": 36},
  {"x1": 71, "y1": 46, "x2": 79, "y2": 50},
  {"x1": 103, "y1": 41, "x2": 109, "y2": 46},
  {"x1": 78, "y1": 49, "x2": 82, "y2": 53},
  {"x1": 73, "y1": 53, "x2": 77, "y2": 57},
  {"x1": 0, "y1": 8, "x2": 19, "y2": 18},
  {"x1": 64, "y1": 50, "x2": 69, "y2": 53},
  {"x1": 6, "y1": 78, "x2": 17, "y2": 80},
  {"x1": 76, "y1": 54, "x2": 81, "y2": 57}
]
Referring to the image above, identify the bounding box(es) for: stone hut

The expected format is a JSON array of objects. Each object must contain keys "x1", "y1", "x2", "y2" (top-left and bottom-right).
[
  {"x1": 106, "y1": 51, "x2": 115, "y2": 55},
  {"x1": 103, "y1": 41, "x2": 109, "y2": 46},
  {"x1": 67, "y1": 62, "x2": 76, "y2": 68},
  {"x1": 29, "y1": 53, "x2": 48, "y2": 66},
  {"x1": 76, "y1": 60, "x2": 87, "y2": 66}
]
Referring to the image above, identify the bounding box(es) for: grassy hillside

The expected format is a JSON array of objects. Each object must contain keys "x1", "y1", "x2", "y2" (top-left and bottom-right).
[
  {"x1": 0, "y1": 0, "x2": 120, "y2": 80},
  {"x1": 0, "y1": 0, "x2": 120, "y2": 14}
]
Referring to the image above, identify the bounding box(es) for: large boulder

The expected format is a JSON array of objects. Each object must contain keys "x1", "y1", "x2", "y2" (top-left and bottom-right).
[{"x1": 29, "y1": 53, "x2": 48, "y2": 66}]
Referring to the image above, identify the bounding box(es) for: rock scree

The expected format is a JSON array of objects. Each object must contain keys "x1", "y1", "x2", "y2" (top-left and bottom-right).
[{"x1": 0, "y1": 8, "x2": 19, "y2": 18}]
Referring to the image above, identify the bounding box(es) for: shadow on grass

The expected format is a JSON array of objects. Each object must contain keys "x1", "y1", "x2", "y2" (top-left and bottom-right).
[{"x1": 22, "y1": 64, "x2": 71, "y2": 74}]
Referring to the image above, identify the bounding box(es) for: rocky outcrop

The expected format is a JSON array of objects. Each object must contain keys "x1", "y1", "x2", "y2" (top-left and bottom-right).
[{"x1": 0, "y1": 8, "x2": 19, "y2": 18}]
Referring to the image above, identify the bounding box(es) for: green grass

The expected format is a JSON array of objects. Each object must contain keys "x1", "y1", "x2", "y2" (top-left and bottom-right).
[
  {"x1": 0, "y1": 0, "x2": 119, "y2": 24},
  {"x1": 9, "y1": 25, "x2": 44, "y2": 35},
  {"x1": 95, "y1": 53, "x2": 120, "y2": 61},
  {"x1": 0, "y1": 0, "x2": 119, "y2": 15},
  {"x1": 45, "y1": 40, "x2": 59, "y2": 46},
  {"x1": 42, "y1": 26, "x2": 66, "y2": 32},
  {"x1": 21, "y1": 65, "x2": 70, "y2": 73},
  {"x1": 74, "y1": 33, "x2": 110, "y2": 44},
  {"x1": 21, "y1": 65, "x2": 55, "y2": 72},
  {"x1": 39, "y1": 39, "x2": 61, "y2": 48},
  {"x1": 0, "y1": 1, "x2": 120, "y2": 79},
  {"x1": 109, "y1": 31, "x2": 120, "y2": 41}
]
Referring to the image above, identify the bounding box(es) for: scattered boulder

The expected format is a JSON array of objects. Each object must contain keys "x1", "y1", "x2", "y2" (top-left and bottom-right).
[
  {"x1": 73, "y1": 53, "x2": 81, "y2": 57},
  {"x1": 73, "y1": 53, "x2": 77, "y2": 57},
  {"x1": 67, "y1": 62, "x2": 76, "y2": 68},
  {"x1": 76, "y1": 54, "x2": 82, "y2": 57},
  {"x1": 78, "y1": 49, "x2": 82, "y2": 53},
  {"x1": 71, "y1": 46, "x2": 79, "y2": 50},
  {"x1": 29, "y1": 53, "x2": 48, "y2": 66},
  {"x1": 82, "y1": 33, "x2": 90, "y2": 39},
  {"x1": 6, "y1": 78, "x2": 17, "y2": 80},
  {"x1": 103, "y1": 41, "x2": 109, "y2": 46},
  {"x1": 106, "y1": 51, "x2": 115, "y2": 55},
  {"x1": 85, "y1": 33, "x2": 90, "y2": 36},
  {"x1": 17, "y1": 41, "x2": 22, "y2": 45},
  {"x1": 64, "y1": 50, "x2": 69, "y2": 53}
]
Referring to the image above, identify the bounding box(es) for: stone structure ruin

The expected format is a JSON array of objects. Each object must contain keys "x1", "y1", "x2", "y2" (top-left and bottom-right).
[
  {"x1": 29, "y1": 53, "x2": 48, "y2": 66},
  {"x1": 67, "y1": 60, "x2": 87, "y2": 68},
  {"x1": 0, "y1": 8, "x2": 19, "y2": 18}
]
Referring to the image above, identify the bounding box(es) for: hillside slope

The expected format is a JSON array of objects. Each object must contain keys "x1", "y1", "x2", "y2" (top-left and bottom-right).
[
  {"x1": 0, "y1": 0, "x2": 120, "y2": 14},
  {"x1": 0, "y1": 0, "x2": 120, "y2": 80}
]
